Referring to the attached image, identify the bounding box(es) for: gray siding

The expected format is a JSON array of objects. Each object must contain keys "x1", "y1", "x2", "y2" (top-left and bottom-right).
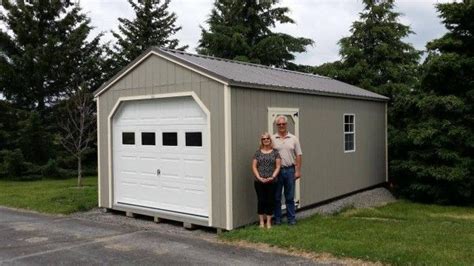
[
  {"x1": 231, "y1": 86, "x2": 386, "y2": 228},
  {"x1": 97, "y1": 54, "x2": 227, "y2": 228}
]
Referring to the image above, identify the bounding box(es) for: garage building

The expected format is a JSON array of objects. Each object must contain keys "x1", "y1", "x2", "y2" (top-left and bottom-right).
[{"x1": 94, "y1": 47, "x2": 388, "y2": 230}]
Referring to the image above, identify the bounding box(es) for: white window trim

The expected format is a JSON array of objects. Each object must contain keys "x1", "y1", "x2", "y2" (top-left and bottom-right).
[{"x1": 343, "y1": 113, "x2": 356, "y2": 153}]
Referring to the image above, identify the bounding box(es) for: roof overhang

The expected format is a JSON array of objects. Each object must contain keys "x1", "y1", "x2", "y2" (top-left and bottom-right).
[
  {"x1": 94, "y1": 47, "x2": 389, "y2": 102},
  {"x1": 93, "y1": 47, "x2": 230, "y2": 98}
]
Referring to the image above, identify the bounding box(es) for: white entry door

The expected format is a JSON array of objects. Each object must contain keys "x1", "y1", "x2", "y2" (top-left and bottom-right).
[{"x1": 112, "y1": 97, "x2": 209, "y2": 217}]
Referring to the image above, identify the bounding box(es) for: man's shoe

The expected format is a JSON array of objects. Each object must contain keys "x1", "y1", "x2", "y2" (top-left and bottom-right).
[{"x1": 288, "y1": 220, "x2": 297, "y2": 226}]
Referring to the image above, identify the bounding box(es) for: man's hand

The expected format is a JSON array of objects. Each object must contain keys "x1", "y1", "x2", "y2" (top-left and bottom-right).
[{"x1": 295, "y1": 170, "x2": 301, "y2": 180}]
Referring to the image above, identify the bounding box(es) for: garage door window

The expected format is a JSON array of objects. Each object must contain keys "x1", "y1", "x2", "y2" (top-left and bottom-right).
[
  {"x1": 162, "y1": 132, "x2": 178, "y2": 146},
  {"x1": 141, "y1": 132, "x2": 156, "y2": 145},
  {"x1": 122, "y1": 132, "x2": 135, "y2": 145},
  {"x1": 186, "y1": 132, "x2": 202, "y2": 147}
]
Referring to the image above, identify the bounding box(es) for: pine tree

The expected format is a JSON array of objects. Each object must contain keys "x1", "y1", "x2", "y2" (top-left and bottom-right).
[
  {"x1": 312, "y1": 0, "x2": 421, "y2": 195},
  {"x1": 112, "y1": 0, "x2": 187, "y2": 70},
  {"x1": 198, "y1": 0, "x2": 313, "y2": 68},
  {"x1": 394, "y1": 0, "x2": 474, "y2": 204},
  {"x1": 314, "y1": 0, "x2": 420, "y2": 97},
  {"x1": 0, "y1": 0, "x2": 104, "y2": 113}
]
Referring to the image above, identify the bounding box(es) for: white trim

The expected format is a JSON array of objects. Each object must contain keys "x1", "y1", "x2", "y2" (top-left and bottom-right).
[
  {"x1": 114, "y1": 203, "x2": 209, "y2": 225},
  {"x1": 267, "y1": 107, "x2": 301, "y2": 207},
  {"x1": 94, "y1": 51, "x2": 229, "y2": 98},
  {"x1": 385, "y1": 104, "x2": 388, "y2": 182},
  {"x1": 343, "y1": 113, "x2": 356, "y2": 153},
  {"x1": 224, "y1": 85, "x2": 233, "y2": 230},
  {"x1": 96, "y1": 98, "x2": 102, "y2": 207},
  {"x1": 267, "y1": 107, "x2": 300, "y2": 137},
  {"x1": 106, "y1": 91, "x2": 213, "y2": 224}
]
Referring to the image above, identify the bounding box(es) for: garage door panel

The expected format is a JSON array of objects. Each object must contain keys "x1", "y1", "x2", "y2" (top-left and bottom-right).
[{"x1": 113, "y1": 97, "x2": 209, "y2": 217}]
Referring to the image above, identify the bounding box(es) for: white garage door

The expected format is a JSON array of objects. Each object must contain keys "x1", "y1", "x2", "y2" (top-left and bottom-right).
[{"x1": 112, "y1": 97, "x2": 209, "y2": 217}]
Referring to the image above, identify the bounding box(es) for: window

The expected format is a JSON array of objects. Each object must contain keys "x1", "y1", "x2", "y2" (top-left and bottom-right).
[
  {"x1": 141, "y1": 132, "x2": 156, "y2": 145},
  {"x1": 186, "y1": 132, "x2": 202, "y2": 147},
  {"x1": 162, "y1": 132, "x2": 178, "y2": 146},
  {"x1": 122, "y1": 132, "x2": 135, "y2": 145},
  {"x1": 344, "y1": 114, "x2": 355, "y2": 152}
]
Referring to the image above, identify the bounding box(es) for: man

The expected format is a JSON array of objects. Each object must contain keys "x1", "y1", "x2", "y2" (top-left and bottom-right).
[{"x1": 272, "y1": 115, "x2": 302, "y2": 225}]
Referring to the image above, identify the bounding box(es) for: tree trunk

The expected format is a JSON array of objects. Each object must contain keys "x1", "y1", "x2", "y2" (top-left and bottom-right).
[{"x1": 77, "y1": 156, "x2": 82, "y2": 187}]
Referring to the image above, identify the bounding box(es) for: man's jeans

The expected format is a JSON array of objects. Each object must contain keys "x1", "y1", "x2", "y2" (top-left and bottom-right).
[{"x1": 274, "y1": 166, "x2": 296, "y2": 224}]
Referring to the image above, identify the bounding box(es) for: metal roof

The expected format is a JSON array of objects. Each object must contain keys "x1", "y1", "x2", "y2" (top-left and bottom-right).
[{"x1": 95, "y1": 47, "x2": 389, "y2": 101}]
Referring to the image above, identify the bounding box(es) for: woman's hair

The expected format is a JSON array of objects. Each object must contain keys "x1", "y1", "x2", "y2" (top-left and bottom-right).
[{"x1": 259, "y1": 132, "x2": 273, "y2": 149}]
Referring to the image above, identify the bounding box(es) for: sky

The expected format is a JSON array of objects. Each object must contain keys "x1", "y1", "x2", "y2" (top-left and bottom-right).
[{"x1": 79, "y1": 0, "x2": 452, "y2": 66}]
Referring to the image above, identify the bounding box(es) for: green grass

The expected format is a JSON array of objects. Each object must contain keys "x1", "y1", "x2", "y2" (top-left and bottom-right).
[
  {"x1": 0, "y1": 176, "x2": 98, "y2": 214},
  {"x1": 222, "y1": 201, "x2": 474, "y2": 265}
]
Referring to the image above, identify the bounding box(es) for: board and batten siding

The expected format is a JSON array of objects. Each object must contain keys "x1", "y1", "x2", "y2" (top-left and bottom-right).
[
  {"x1": 97, "y1": 54, "x2": 227, "y2": 228},
  {"x1": 231, "y1": 86, "x2": 386, "y2": 228}
]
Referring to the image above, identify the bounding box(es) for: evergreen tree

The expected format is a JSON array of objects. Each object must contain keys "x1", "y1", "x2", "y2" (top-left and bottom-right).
[
  {"x1": 312, "y1": 0, "x2": 421, "y2": 194},
  {"x1": 112, "y1": 0, "x2": 187, "y2": 70},
  {"x1": 0, "y1": 0, "x2": 104, "y2": 113},
  {"x1": 198, "y1": 0, "x2": 313, "y2": 68},
  {"x1": 313, "y1": 0, "x2": 420, "y2": 97},
  {"x1": 17, "y1": 111, "x2": 53, "y2": 165},
  {"x1": 393, "y1": 0, "x2": 474, "y2": 204},
  {"x1": 0, "y1": 100, "x2": 19, "y2": 152}
]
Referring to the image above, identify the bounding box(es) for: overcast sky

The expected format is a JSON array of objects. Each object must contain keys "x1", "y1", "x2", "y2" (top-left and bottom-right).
[{"x1": 79, "y1": 0, "x2": 453, "y2": 66}]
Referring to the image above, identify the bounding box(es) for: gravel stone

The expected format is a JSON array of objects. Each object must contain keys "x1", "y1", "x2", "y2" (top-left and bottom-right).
[
  {"x1": 73, "y1": 187, "x2": 396, "y2": 231},
  {"x1": 297, "y1": 187, "x2": 397, "y2": 219}
]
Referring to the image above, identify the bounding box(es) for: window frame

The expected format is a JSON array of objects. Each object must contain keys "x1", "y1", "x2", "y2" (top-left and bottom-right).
[{"x1": 343, "y1": 113, "x2": 356, "y2": 153}]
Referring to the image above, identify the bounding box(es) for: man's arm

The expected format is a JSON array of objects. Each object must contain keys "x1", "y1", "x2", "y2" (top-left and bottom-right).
[{"x1": 295, "y1": 155, "x2": 302, "y2": 179}]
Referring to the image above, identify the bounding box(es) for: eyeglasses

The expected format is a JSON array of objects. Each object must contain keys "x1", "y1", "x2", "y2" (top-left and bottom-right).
[
  {"x1": 261, "y1": 137, "x2": 271, "y2": 140},
  {"x1": 276, "y1": 123, "x2": 287, "y2": 126}
]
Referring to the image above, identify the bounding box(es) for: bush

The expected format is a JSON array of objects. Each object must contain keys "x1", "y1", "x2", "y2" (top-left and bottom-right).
[
  {"x1": 41, "y1": 159, "x2": 60, "y2": 178},
  {"x1": 0, "y1": 149, "x2": 26, "y2": 178}
]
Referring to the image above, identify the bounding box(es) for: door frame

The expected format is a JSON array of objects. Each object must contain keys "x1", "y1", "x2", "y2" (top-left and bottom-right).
[
  {"x1": 108, "y1": 91, "x2": 213, "y2": 225},
  {"x1": 267, "y1": 107, "x2": 301, "y2": 208}
]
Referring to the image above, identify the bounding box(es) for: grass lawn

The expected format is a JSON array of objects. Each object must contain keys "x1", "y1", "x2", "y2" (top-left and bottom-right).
[
  {"x1": 222, "y1": 201, "x2": 474, "y2": 265},
  {"x1": 0, "y1": 176, "x2": 97, "y2": 214}
]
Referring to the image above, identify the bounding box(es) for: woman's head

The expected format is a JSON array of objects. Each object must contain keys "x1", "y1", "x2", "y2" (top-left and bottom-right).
[{"x1": 259, "y1": 132, "x2": 272, "y2": 149}]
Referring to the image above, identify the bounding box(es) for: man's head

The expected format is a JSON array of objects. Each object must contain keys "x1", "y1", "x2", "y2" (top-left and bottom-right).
[{"x1": 275, "y1": 115, "x2": 288, "y2": 135}]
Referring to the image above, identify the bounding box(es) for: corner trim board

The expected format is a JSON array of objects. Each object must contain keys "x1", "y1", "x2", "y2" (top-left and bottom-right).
[
  {"x1": 385, "y1": 103, "x2": 388, "y2": 182},
  {"x1": 96, "y1": 97, "x2": 102, "y2": 207},
  {"x1": 224, "y1": 85, "x2": 233, "y2": 230}
]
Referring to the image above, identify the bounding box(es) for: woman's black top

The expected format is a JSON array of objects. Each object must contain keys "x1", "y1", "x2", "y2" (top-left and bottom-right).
[{"x1": 254, "y1": 149, "x2": 280, "y2": 179}]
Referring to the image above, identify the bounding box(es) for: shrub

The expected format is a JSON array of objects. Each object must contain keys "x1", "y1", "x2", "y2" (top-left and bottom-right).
[
  {"x1": 41, "y1": 159, "x2": 60, "y2": 178},
  {"x1": 0, "y1": 149, "x2": 26, "y2": 178}
]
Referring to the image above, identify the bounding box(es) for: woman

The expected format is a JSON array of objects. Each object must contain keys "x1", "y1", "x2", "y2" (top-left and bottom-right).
[{"x1": 252, "y1": 132, "x2": 281, "y2": 229}]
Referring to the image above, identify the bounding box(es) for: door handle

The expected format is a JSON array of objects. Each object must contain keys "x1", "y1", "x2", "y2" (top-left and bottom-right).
[{"x1": 157, "y1": 169, "x2": 161, "y2": 176}]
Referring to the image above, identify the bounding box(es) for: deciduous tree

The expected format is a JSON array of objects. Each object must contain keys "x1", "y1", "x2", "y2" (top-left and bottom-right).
[{"x1": 57, "y1": 86, "x2": 96, "y2": 187}]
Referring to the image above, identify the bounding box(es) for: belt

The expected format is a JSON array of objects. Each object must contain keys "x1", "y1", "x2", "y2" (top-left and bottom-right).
[{"x1": 281, "y1": 165, "x2": 295, "y2": 169}]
